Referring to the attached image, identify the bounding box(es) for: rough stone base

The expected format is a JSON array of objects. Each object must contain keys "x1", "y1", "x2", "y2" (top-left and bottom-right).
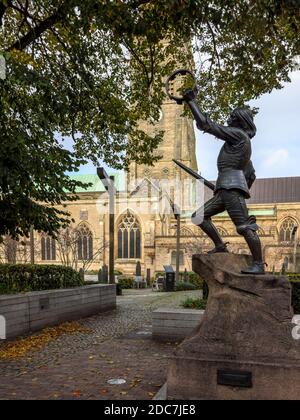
[
  {"x1": 166, "y1": 254, "x2": 300, "y2": 400},
  {"x1": 168, "y1": 357, "x2": 300, "y2": 400}
]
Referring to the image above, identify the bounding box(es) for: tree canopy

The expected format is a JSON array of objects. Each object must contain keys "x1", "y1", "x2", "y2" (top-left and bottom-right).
[{"x1": 0, "y1": 0, "x2": 299, "y2": 239}]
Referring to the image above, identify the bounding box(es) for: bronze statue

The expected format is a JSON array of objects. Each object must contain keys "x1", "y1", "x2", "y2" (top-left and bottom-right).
[{"x1": 166, "y1": 70, "x2": 265, "y2": 275}]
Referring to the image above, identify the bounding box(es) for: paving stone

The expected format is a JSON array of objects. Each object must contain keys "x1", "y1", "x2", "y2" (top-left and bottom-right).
[{"x1": 0, "y1": 289, "x2": 201, "y2": 400}]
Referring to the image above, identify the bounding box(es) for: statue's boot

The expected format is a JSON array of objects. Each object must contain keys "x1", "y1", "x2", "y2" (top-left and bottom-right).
[
  {"x1": 200, "y1": 219, "x2": 229, "y2": 254},
  {"x1": 241, "y1": 230, "x2": 265, "y2": 275}
]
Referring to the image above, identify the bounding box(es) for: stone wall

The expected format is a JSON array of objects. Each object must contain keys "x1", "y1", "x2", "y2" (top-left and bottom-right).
[
  {"x1": 152, "y1": 308, "x2": 204, "y2": 341},
  {"x1": 0, "y1": 284, "x2": 116, "y2": 340}
]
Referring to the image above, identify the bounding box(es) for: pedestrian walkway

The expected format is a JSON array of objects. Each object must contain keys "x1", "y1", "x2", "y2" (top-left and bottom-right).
[{"x1": 0, "y1": 289, "x2": 201, "y2": 400}]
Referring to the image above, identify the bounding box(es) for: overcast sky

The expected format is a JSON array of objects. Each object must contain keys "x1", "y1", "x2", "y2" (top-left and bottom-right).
[
  {"x1": 76, "y1": 71, "x2": 300, "y2": 180},
  {"x1": 196, "y1": 71, "x2": 300, "y2": 181}
]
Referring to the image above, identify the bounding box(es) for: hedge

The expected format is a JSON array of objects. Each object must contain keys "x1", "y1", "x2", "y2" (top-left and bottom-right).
[
  {"x1": 117, "y1": 277, "x2": 134, "y2": 289},
  {"x1": 175, "y1": 282, "x2": 197, "y2": 291},
  {"x1": 182, "y1": 297, "x2": 207, "y2": 310},
  {"x1": 288, "y1": 278, "x2": 300, "y2": 314},
  {"x1": 0, "y1": 264, "x2": 84, "y2": 294},
  {"x1": 187, "y1": 272, "x2": 204, "y2": 289}
]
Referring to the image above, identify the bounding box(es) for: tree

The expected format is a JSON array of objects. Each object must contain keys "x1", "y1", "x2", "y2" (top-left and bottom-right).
[
  {"x1": 0, "y1": 234, "x2": 39, "y2": 263},
  {"x1": 56, "y1": 226, "x2": 108, "y2": 271},
  {"x1": 0, "y1": 1, "x2": 299, "y2": 240}
]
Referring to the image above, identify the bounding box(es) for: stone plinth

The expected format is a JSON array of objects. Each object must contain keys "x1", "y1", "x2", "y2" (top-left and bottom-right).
[
  {"x1": 167, "y1": 254, "x2": 300, "y2": 400},
  {"x1": 152, "y1": 308, "x2": 205, "y2": 342}
]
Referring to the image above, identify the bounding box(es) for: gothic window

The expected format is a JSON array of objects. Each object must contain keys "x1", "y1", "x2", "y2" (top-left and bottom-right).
[
  {"x1": 77, "y1": 225, "x2": 93, "y2": 261},
  {"x1": 41, "y1": 235, "x2": 56, "y2": 261},
  {"x1": 171, "y1": 251, "x2": 184, "y2": 266},
  {"x1": 118, "y1": 211, "x2": 141, "y2": 259},
  {"x1": 279, "y1": 218, "x2": 298, "y2": 243}
]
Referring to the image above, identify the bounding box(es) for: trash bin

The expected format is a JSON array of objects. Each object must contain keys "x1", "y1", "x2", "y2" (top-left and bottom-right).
[{"x1": 163, "y1": 265, "x2": 175, "y2": 292}]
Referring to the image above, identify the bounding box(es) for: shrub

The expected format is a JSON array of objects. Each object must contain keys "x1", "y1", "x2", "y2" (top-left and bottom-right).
[
  {"x1": 114, "y1": 270, "x2": 123, "y2": 276},
  {"x1": 0, "y1": 264, "x2": 84, "y2": 294},
  {"x1": 289, "y1": 279, "x2": 300, "y2": 314},
  {"x1": 186, "y1": 272, "x2": 204, "y2": 289},
  {"x1": 175, "y1": 282, "x2": 197, "y2": 291},
  {"x1": 182, "y1": 297, "x2": 207, "y2": 310},
  {"x1": 117, "y1": 277, "x2": 134, "y2": 289}
]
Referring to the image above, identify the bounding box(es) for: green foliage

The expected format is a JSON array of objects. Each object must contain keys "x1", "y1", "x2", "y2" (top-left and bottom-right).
[
  {"x1": 117, "y1": 277, "x2": 134, "y2": 289},
  {"x1": 288, "y1": 276, "x2": 300, "y2": 314},
  {"x1": 185, "y1": 272, "x2": 204, "y2": 289},
  {"x1": 0, "y1": 264, "x2": 84, "y2": 294},
  {"x1": 175, "y1": 281, "x2": 197, "y2": 291},
  {"x1": 0, "y1": 1, "x2": 299, "y2": 238},
  {"x1": 182, "y1": 297, "x2": 207, "y2": 310},
  {"x1": 114, "y1": 270, "x2": 123, "y2": 276}
]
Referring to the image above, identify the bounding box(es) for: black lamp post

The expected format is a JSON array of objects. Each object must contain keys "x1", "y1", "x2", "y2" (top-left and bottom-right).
[
  {"x1": 161, "y1": 191, "x2": 181, "y2": 284},
  {"x1": 97, "y1": 167, "x2": 116, "y2": 284}
]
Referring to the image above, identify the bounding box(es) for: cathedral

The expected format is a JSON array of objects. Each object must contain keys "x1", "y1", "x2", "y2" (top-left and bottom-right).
[{"x1": 3, "y1": 90, "x2": 300, "y2": 277}]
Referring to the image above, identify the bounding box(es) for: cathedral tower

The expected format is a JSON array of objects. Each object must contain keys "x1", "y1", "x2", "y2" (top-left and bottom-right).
[
  {"x1": 128, "y1": 61, "x2": 198, "y2": 185},
  {"x1": 129, "y1": 97, "x2": 198, "y2": 183}
]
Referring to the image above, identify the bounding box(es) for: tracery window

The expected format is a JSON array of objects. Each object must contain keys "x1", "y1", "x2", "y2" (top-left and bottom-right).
[
  {"x1": 77, "y1": 225, "x2": 93, "y2": 261},
  {"x1": 279, "y1": 218, "x2": 298, "y2": 243},
  {"x1": 41, "y1": 235, "x2": 56, "y2": 261},
  {"x1": 118, "y1": 212, "x2": 141, "y2": 259}
]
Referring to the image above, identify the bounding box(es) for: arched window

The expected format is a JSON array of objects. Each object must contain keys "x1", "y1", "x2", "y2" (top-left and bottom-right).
[
  {"x1": 171, "y1": 251, "x2": 184, "y2": 266},
  {"x1": 118, "y1": 211, "x2": 141, "y2": 259},
  {"x1": 279, "y1": 218, "x2": 298, "y2": 243},
  {"x1": 77, "y1": 225, "x2": 93, "y2": 261},
  {"x1": 41, "y1": 235, "x2": 56, "y2": 261}
]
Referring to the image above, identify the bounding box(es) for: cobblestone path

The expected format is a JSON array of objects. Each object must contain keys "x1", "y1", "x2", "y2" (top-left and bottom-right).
[{"x1": 0, "y1": 290, "x2": 201, "y2": 400}]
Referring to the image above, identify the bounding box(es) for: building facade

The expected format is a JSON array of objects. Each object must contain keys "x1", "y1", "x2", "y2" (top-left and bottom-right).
[{"x1": 2, "y1": 96, "x2": 300, "y2": 276}]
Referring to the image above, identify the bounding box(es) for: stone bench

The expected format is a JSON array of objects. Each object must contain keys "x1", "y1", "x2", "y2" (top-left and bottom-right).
[
  {"x1": 0, "y1": 284, "x2": 116, "y2": 340},
  {"x1": 152, "y1": 308, "x2": 205, "y2": 341}
]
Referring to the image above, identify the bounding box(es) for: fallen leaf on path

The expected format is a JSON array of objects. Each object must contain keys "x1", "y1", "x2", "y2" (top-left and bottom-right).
[
  {"x1": 0, "y1": 322, "x2": 90, "y2": 360},
  {"x1": 72, "y1": 390, "x2": 82, "y2": 398}
]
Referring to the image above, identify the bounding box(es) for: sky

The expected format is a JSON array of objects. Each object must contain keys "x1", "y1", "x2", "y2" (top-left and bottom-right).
[
  {"x1": 196, "y1": 71, "x2": 300, "y2": 181},
  {"x1": 76, "y1": 71, "x2": 300, "y2": 181}
]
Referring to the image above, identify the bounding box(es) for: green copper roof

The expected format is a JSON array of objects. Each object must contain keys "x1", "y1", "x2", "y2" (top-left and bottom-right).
[{"x1": 68, "y1": 172, "x2": 125, "y2": 193}]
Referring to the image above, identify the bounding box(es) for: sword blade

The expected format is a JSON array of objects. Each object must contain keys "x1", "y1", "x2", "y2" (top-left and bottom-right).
[{"x1": 173, "y1": 159, "x2": 215, "y2": 191}]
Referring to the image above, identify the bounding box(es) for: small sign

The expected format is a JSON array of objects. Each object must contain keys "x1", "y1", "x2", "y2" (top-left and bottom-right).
[
  {"x1": 217, "y1": 369, "x2": 253, "y2": 388},
  {"x1": 40, "y1": 298, "x2": 50, "y2": 311}
]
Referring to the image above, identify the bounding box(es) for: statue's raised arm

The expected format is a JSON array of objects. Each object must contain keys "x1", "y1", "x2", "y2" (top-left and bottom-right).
[
  {"x1": 166, "y1": 70, "x2": 265, "y2": 275},
  {"x1": 182, "y1": 89, "x2": 256, "y2": 145}
]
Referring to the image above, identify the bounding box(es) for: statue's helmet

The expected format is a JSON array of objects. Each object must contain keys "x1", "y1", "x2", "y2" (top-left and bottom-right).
[{"x1": 232, "y1": 107, "x2": 257, "y2": 139}]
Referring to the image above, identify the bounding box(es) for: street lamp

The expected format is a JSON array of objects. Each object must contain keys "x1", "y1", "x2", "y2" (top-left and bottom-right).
[
  {"x1": 161, "y1": 191, "x2": 181, "y2": 284},
  {"x1": 97, "y1": 167, "x2": 116, "y2": 284}
]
